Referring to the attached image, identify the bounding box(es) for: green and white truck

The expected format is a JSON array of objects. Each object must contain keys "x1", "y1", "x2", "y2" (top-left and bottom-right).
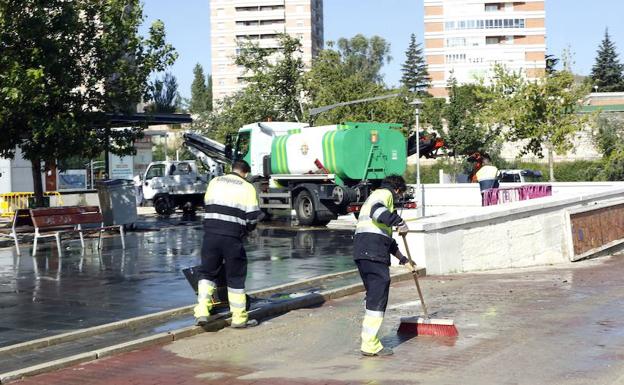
[{"x1": 184, "y1": 120, "x2": 415, "y2": 226}]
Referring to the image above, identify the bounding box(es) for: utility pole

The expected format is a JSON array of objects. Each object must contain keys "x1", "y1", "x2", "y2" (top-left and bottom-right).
[{"x1": 410, "y1": 98, "x2": 425, "y2": 217}]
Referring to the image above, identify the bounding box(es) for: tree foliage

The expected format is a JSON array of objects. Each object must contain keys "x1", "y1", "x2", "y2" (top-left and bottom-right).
[
  {"x1": 335, "y1": 35, "x2": 392, "y2": 84},
  {"x1": 0, "y1": 0, "x2": 176, "y2": 200},
  {"x1": 305, "y1": 35, "x2": 415, "y2": 130},
  {"x1": 197, "y1": 34, "x2": 305, "y2": 142},
  {"x1": 591, "y1": 29, "x2": 624, "y2": 92},
  {"x1": 444, "y1": 80, "x2": 492, "y2": 156},
  {"x1": 146, "y1": 72, "x2": 180, "y2": 113},
  {"x1": 401, "y1": 34, "x2": 430, "y2": 94},
  {"x1": 478, "y1": 65, "x2": 590, "y2": 180},
  {"x1": 189, "y1": 64, "x2": 212, "y2": 113}
]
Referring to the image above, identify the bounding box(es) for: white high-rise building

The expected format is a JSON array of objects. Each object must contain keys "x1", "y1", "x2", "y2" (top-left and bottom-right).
[
  {"x1": 424, "y1": 0, "x2": 546, "y2": 97},
  {"x1": 210, "y1": 0, "x2": 324, "y2": 102}
]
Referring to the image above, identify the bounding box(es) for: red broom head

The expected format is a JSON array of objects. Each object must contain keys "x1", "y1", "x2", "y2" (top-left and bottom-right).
[{"x1": 397, "y1": 316, "x2": 458, "y2": 337}]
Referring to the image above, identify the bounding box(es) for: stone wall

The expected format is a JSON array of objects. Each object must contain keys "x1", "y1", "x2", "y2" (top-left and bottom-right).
[{"x1": 397, "y1": 186, "x2": 624, "y2": 274}]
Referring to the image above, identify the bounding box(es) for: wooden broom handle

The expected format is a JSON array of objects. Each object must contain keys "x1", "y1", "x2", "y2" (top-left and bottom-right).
[{"x1": 401, "y1": 234, "x2": 429, "y2": 319}]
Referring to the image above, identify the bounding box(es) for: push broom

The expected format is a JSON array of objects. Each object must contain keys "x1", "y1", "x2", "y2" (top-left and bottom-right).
[{"x1": 397, "y1": 234, "x2": 458, "y2": 337}]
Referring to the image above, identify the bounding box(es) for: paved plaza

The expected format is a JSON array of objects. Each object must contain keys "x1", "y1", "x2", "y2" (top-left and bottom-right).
[{"x1": 9, "y1": 253, "x2": 624, "y2": 385}]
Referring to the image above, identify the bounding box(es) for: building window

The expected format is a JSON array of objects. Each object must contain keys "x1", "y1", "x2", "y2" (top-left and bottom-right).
[
  {"x1": 485, "y1": 4, "x2": 500, "y2": 12},
  {"x1": 236, "y1": 20, "x2": 259, "y2": 26},
  {"x1": 236, "y1": 5, "x2": 285, "y2": 12},
  {"x1": 217, "y1": 8, "x2": 225, "y2": 17},
  {"x1": 259, "y1": 19, "x2": 284, "y2": 26},
  {"x1": 217, "y1": 22, "x2": 224, "y2": 29},
  {"x1": 218, "y1": 79, "x2": 225, "y2": 86},
  {"x1": 446, "y1": 18, "x2": 525, "y2": 30},
  {"x1": 486, "y1": 36, "x2": 502, "y2": 45},
  {"x1": 445, "y1": 53, "x2": 466, "y2": 63},
  {"x1": 446, "y1": 37, "x2": 466, "y2": 47},
  {"x1": 297, "y1": 20, "x2": 304, "y2": 27}
]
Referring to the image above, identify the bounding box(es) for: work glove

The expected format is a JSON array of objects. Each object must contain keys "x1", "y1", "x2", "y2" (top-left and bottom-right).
[
  {"x1": 397, "y1": 221, "x2": 409, "y2": 235},
  {"x1": 394, "y1": 250, "x2": 409, "y2": 265}
]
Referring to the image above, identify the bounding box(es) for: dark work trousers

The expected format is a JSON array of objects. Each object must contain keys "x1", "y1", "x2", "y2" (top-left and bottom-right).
[
  {"x1": 355, "y1": 259, "x2": 391, "y2": 312},
  {"x1": 199, "y1": 232, "x2": 247, "y2": 290}
]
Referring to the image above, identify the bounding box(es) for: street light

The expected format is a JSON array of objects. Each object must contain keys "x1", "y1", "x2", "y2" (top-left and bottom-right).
[{"x1": 410, "y1": 98, "x2": 425, "y2": 217}]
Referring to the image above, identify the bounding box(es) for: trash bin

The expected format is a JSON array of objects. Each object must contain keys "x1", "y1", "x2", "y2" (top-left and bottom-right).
[{"x1": 96, "y1": 179, "x2": 138, "y2": 227}]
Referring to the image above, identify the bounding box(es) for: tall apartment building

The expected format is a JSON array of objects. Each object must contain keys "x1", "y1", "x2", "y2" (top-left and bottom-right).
[
  {"x1": 424, "y1": 0, "x2": 546, "y2": 97},
  {"x1": 210, "y1": 0, "x2": 323, "y2": 102}
]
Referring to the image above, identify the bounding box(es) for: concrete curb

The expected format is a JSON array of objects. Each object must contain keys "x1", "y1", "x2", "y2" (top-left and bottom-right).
[{"x1": 0, "y1": 268, "x2": 419, "y2": 384}]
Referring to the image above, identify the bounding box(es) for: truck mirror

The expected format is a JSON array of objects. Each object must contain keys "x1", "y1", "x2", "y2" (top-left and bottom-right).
[{"x1": 225, "y1": 144, "x2": 233, "y2": 160}]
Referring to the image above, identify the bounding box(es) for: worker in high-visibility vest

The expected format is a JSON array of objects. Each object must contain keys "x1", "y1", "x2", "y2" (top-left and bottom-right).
[
  {"x1": 194, "y1": 160, "x2": 263, "y2": 328},
  {"x1": 475, "y1": 154, "x2": 499, "y2": 192},
  {"x1": 354, "y1": 175, "x2": 411, "y2": 357}
]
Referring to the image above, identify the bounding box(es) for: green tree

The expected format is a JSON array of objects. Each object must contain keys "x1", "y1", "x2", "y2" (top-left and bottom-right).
[
  {"x1": 146, "y1": 72, "x2": 180, "y2": 113},
  {"x1": 200, "y1": 34, "x2": 305, "y2": 141},
  {"x1": 335, "y1": 35, "x2": 392, "y2": 83},
  {"x1": 0, "y1": 0, "x2": 176, "y2": 203},
  {"x1": 481, "y1": 66, "x2": 590, "y2": 181},
  {"x1": 594, "y1": 114, "x2": 623, "y2": 157},
  {"x1": 444, "y1": 80, "x2": 490, "y2": 157},
  {"x1": 545, "y1": 54, "x2": 559, "y2": 75},
  {"x1": 400, "y1": 33, "x2": 430, "y2": 94},
  {"x1": 189, "y1": 63, "x2": 212, "y2": 113},
  {"x1": 305, "y1": 36, "x2": 413, "y2": 129},
  {"x1": 591, "y1": 29, "x2": 624, "y2": 92}
]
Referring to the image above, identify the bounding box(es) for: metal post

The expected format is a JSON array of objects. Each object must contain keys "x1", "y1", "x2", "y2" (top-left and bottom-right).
[
  {"x1": 90, "y1": 160, "x2": 94, "y2": 189},
  {"x1": 410, "y1": 98, "x2": 425, "y2": 217}
]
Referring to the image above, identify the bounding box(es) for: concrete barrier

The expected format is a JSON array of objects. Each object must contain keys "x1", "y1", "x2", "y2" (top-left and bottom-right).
[
  {"x1": 397, "y1": 186, "x2": 624, "y2": 275},
  {"x1": 410, "y1": 182, "x2": 624, "y2": 215}
]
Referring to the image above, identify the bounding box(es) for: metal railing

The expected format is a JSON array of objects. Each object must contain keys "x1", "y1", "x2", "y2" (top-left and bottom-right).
[
  {"x1": 0, "y1": 192, "x2": 64, "y2": 217},
  {"x1": 482, "y1": 185, "x2": 552, "y2": 206}
]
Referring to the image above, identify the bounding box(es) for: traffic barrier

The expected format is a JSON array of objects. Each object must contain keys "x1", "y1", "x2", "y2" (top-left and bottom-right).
[
  {"x1": 482, "y1": 185, "x2": 552, "y2": 206},
  {"x1": 0, "y1": 192, "x2": 64, "y2": 217}
]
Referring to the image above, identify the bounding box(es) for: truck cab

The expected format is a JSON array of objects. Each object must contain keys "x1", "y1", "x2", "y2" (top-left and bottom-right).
[{"x1": 142, "y1": 160, "x2": 213, "y2": 216}]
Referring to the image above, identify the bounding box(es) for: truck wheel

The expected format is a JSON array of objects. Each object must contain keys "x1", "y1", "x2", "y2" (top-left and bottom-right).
[
  {"x1": 154, "y1": 195, "x2": 174, "y2": 217},
  {"x1": 295, "y1": 190, "x2": 317, "y2": 226}
]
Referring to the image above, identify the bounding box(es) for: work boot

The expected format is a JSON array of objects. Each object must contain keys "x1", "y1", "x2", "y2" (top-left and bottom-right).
[
  {"x1": 231, "y1": 319, "x2": 259, "y2": 329},
  {"x1": 195, "y1": 316, "x2": 210, "y2": 326},
  {"x1": 361, "y1": 347, "x2": 394, "y2": 357}
]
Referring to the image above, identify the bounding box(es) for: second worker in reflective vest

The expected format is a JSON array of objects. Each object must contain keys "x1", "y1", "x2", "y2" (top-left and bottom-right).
[
  {"x1": 194, "y1": 160, "x2": 263, "y2": 328},
  {"x1": 354, "y1": 175, "x2": 411, "y2": 357},
  {"x1": 475, "y1": 154, "x2": 499, "y2": 192}
]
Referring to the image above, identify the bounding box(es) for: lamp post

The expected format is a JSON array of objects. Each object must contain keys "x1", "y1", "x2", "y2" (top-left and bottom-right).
[{"x1": 410, "y1": 98, "x2": 425, "y2": 217}]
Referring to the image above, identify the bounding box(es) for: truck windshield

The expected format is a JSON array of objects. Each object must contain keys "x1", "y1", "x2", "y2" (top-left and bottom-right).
[
  {"x1": 235, "y1": 131, "x2": 251, "y2": 160},
  {"x1": 145, "y1": 164, "x2": 165, "y2": 179}
]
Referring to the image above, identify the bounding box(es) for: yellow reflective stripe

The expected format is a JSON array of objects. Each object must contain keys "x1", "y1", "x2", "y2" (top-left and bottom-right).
[
  {"x1": 476, "y1": 165, "x2": 498, "y2": 180},
  {"x1": 228, "y1": 291, "x2": 248, "y2": 324},
  {"x1": 198, "y1": 280, "x2": 216, "y2": 300},
  {"x1": 361, "y1": 314, "x2": 384, "y2": 354}
]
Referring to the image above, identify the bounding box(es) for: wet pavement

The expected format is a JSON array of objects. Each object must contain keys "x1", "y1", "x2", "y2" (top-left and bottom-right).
[
  {"x1": 10, "y1": 254, "x2": 624, "y2": 385},
  {"x1": 0, "y1": 224, "x2": 355, "y2": 348}
]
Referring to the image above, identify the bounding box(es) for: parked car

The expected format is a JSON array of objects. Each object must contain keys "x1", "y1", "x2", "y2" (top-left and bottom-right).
[{"x1": 499, "y1": 169, "x2": 543, "y2": 183}]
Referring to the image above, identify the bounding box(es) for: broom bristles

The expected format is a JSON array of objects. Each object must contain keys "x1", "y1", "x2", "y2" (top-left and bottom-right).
[{"x1": 397, "y1": 316, "x2": 458, "y2": 337}]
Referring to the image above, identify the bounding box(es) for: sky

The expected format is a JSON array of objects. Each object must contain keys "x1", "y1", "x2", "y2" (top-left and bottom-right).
[{"x1": 142, "y1": 0, "x2": 624, "y2": 99}]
